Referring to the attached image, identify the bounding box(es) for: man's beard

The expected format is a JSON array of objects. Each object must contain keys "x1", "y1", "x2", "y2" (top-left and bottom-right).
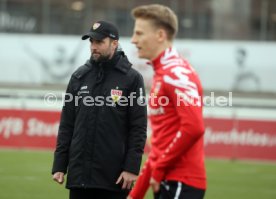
[{"x1": 92, "y1": 52, "x2": 111, "y2": 63}]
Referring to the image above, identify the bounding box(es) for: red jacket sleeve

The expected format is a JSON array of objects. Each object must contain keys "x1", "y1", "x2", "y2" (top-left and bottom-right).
[
  {"x1": 151, "y1": 73, "x2": 205, "y2": 182},
  {"x1": 129, "y1": 159, "x2": 151, "y2": 199}
]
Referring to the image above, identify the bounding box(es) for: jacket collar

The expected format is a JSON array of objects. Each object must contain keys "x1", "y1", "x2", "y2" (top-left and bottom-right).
[
  {"x1": 89, "y1": 51, "x2": 132, "y2": 74},
  {"x1": 150, "y1": 47, "x2": 179, "y2": 72},
  {"x1": 114, "y1": 51, "x2": 132, "y2": 74}
]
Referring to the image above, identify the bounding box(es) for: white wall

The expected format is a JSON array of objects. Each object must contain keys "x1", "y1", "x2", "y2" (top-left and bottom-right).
[{"x1": 0, "y1": 33, "x2": 276, "y2": 92}]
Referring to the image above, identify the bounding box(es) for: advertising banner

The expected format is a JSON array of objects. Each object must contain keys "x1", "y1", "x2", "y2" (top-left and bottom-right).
[
  {"x1": 204, "y1": 118, "x2": 276, "y2": 161},
  {"x1": 0, "y1": 109, "x2": 59, "y2": 149},
  {"x1": 1, "y1": 34, "x2": 276, "y2": 93},
  {"x1": 1, "y1": 109, "x2": 276, "y2": 161}
]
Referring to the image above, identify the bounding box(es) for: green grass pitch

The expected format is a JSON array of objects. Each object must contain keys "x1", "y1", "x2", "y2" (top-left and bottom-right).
[{"x1": 0, "y1": 149, "x2": 275, "y2": 199}]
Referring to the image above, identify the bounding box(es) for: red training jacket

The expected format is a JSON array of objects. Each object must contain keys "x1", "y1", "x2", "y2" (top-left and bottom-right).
[{"x1": 129, "y1": 47, "x2": 206, "y2": 199}]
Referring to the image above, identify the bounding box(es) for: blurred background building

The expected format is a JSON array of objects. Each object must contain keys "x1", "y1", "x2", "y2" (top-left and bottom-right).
[{"x1": 1, "y1": 0, "x2": 276, "y2": 40}]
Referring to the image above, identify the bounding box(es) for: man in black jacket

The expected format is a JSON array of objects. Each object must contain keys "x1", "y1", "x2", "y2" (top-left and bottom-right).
[{"x1": 52, "y1": 21, "x2": 147, "y2": 199}]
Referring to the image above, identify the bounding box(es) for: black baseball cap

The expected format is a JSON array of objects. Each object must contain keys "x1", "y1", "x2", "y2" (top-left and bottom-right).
[{"x1": 82, "y1": 21, "x2": 119, "y2": 40}]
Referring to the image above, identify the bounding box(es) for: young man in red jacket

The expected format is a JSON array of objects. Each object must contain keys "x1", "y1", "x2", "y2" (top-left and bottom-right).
[{"x1": 128, "y1": 4, "x2": 206, "y2": 199}]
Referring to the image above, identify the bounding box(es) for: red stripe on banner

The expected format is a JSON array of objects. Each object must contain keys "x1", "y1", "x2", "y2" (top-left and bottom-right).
[
  {"x1": 1, "y1": 109, "x2": 276, "y2": 161},
  {"x1": 0, "y1": 109, "x2": 60, "y2": 149},
  {"x1": 204, "y1": 118, "x2": 276, "y2": 161}
]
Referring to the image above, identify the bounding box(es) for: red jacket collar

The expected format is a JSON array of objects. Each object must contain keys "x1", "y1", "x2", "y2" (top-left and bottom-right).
[{"x1": 150, "y1": 47, "x2": 179, "y2": 72}]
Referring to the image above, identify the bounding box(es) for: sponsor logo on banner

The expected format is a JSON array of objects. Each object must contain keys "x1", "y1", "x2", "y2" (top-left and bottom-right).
[{"x1": 0, "y1": 109, "x2": 60, "y2": 149}]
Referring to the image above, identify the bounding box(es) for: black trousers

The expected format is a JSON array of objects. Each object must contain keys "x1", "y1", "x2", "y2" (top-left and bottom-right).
[
  {"x1": 69, "y1": 188, "x2": 129, "y2": 199},
  {"x1": 154, "y1": 181, "x2": 205, "y2": 199}
]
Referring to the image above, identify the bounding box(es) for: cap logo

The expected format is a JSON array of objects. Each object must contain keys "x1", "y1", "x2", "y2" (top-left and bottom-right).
[
  {"x1": 109, "y1": 33, "x2": 115, "y2": 38},
  {"x1": 93, "y1": 22, "x2": 101, "y2": 30}
]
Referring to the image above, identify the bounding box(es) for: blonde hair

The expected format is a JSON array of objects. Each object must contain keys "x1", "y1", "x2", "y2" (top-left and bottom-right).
[{"x1": 131, "y1": 4, "x2": 178, "y2": 41}]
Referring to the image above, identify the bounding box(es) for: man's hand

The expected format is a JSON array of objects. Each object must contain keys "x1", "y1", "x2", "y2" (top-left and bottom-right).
[
  {"x1": 116, "y1": 171, "x2": 137, "y2": 189},
  {"x1": 150, "y1": 177, "x2": 160, "y2": 193},
  {"x1": 52, "y1": 172, "x2": 65, "y2": 184}
]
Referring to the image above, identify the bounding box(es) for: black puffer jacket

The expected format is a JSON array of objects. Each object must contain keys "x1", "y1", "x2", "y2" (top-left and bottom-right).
[{"x1": 52, "y1": 51, "x2": 147, "y2": 191}]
